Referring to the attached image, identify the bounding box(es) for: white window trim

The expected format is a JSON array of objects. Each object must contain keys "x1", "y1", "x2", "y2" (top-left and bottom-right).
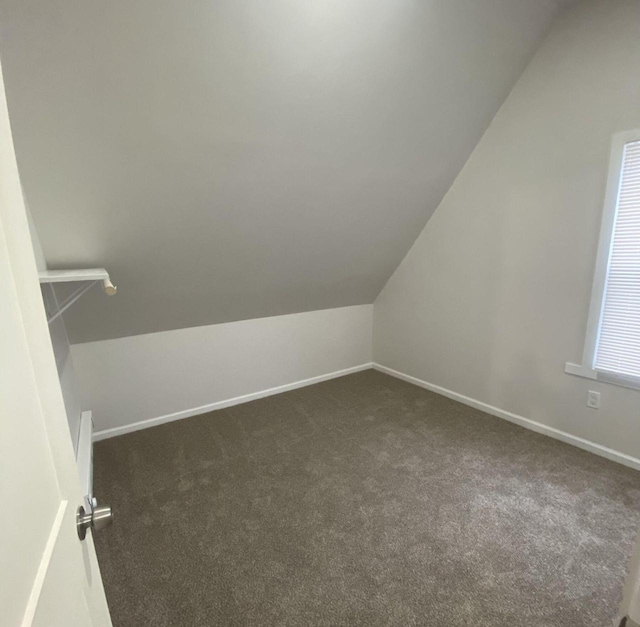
[{"x1": 565, "y1": 129, "x2": 640, "y2": 392}]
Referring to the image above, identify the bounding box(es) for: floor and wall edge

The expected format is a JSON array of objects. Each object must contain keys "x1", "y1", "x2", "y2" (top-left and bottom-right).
[
  {"x1": 95, "y1": 359, "x2": 640, "y2": 471},
  {"x1": 373, "y1": 363, "x2": 640, "y2": 472},
  {"x1": 93, "y1": 363, "x2": 374, "y2": 441}
]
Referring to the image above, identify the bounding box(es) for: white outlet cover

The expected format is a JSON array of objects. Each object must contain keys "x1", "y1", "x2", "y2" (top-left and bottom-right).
[{"x1": 587, "y1": 390, "x2": 601, "y2": 409}]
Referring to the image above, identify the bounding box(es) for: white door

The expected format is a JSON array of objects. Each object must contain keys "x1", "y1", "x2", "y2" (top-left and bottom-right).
[
  {"x1": 0, "y1": 60, "x2": 112, "y2": 626},
  {"x1": 620, "y1": 535, "x2": 640, "y2": 626}
]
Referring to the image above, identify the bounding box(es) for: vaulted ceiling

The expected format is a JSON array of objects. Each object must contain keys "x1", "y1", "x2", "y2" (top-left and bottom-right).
[{"x1": 0, "y1": 0, "x2": 573, "y2": 342}]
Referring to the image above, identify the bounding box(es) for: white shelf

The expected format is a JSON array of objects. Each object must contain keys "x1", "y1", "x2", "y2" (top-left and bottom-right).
[
  {"x1": 39, "y1": 268, "x2": 110, "y2": 284},
  {"x1": 38, "y1": 268, "x2": 117, "y2": 323}
]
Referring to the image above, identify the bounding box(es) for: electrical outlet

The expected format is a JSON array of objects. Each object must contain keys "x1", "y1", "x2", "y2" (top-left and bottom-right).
[{"x1": 587, "y1": 390, "x2": 600, "y2": 409}]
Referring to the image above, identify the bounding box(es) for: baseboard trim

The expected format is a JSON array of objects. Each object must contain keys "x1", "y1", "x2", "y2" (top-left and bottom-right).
[
  {"x1": 93, "y1": 359, "x2": 640, "y2": 471},
  {"x1": 93, "y1": 362, "x2": 374, "y2": 441},
  {"x1": 373, "y1": 363, "x2": 640, "y2": 471}
]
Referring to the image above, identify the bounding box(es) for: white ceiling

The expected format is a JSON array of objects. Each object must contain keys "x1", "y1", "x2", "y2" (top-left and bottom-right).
[{"x1": 0, "y1": 0, "x2": 571, "y2": 342}]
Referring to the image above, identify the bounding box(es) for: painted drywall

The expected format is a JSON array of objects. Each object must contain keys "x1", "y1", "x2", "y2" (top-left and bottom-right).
[
  {"x1": 25, "y1": 202, "x2": 45, "y2": 272},
  {"x1": 373, "y1": 0, "x2": 640, "y2": 460},
  {"x1": 72, "y1": 305, "x2": 372, "y2": 436},
  {"x1": 26, "y1": 203, "x2": 84, "y2": 452},
  {"x1": 41, "y1": 286, "x2": 84, "y2": 452},
  {"x1": 0, "y1": 0, "x2": 569, "y2": 342}
]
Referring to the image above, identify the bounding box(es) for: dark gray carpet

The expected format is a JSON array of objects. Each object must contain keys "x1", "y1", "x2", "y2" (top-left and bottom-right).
[{"x1": 93, "y1": 370, "x2": 640, "y2": 626}]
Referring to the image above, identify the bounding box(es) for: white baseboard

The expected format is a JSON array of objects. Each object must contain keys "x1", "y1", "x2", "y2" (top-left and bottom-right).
[
  {"x1": 93, "y1": 358, "x2": 640, "y2": 471},
  {"x1": 93, "y1": 363, "x2": 374, "y2": 441},
  {"x1": 373, "y1": 363, "x2": 640, "y2": 471}
]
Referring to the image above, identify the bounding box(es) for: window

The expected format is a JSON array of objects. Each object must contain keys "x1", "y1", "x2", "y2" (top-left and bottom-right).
[{"x1": 566, "y1": 129, "x2": 640, "y2": 389}]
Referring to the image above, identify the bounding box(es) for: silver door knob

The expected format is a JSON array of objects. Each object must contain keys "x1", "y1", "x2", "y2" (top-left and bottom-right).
[{"x1": 77, "y1": 503, "x2": 114, "y2": 540}]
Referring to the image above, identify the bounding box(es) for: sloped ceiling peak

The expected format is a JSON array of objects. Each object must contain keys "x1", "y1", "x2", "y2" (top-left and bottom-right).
[{"x1": 1, "y1": 0, "x2": 565, "y2": 342}]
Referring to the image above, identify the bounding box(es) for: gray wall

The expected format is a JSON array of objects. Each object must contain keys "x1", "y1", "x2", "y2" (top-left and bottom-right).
[
  {"x1": 0, "y1": 0, "x2": 568, "y2": 342},
  {"x1": 374, "y1": 0, "x2": 640, "y2": 459}
]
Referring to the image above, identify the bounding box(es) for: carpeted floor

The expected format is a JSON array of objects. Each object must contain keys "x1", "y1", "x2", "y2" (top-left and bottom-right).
[{"x1": 93, "y1": 370, "x2": 640, "y2": 626}]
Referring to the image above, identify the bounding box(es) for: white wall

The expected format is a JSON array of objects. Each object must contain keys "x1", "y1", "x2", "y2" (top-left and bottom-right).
[
  {"x1": 25, "y1": 202, "x2": 45, "y2": 272},
  {"x1": 27, "y1": 202, "x2": 84, "y2": 452},
  {"x1": 72, "y1": 305, "x2": 373, "y2": 438},
  {"x1": 41, "y1": 286, "x2": 83, "y2": 452},
  {"x1": 374, "y1": 0, "x2": 640, "y2": 461}
]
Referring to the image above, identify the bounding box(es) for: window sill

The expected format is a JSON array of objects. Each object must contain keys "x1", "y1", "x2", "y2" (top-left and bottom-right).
[{"x1": 564, "y1": 362, "x2": 640, "y2": 392}]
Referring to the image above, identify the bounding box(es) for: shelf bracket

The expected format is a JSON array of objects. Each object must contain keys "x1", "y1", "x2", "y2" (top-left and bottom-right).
[
  {"x1": 38, "y1": 268, "x2": 117, "y2": 324},
  {"x1": 47, "y1": 281, "x2": 98, "y2": 324}
]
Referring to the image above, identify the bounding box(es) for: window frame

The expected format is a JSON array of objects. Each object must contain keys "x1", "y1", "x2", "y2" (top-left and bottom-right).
[{"x1": 565, "y1": 128, "x2": 640, "y2": 391}]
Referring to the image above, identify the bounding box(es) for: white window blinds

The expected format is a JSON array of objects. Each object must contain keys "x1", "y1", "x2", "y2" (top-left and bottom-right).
[{"x1": 594, "y1": 140, "x2": 640, "y2": 379}]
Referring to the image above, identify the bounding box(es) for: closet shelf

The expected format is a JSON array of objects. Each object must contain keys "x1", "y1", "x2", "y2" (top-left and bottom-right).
[
  {"x1": 39, "y1": 268, "x2": 117, "y2": 324},
  {"x1": 39, "y1": 268, "x2": 111, "y2": 283}
]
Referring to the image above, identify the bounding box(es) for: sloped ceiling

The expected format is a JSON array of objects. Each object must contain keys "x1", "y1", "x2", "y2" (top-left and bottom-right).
[{"x1": 0, "y1": 0, "x2": 571, "y2": 343}]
